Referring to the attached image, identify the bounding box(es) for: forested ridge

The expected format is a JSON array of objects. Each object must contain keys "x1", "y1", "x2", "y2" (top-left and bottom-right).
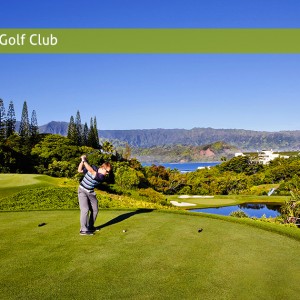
[
  {"x1": 131, "y1": 141, "x2": 239, "y2": 163},
  {"x1": 39, "y1": 121, "x2": 300, "y2": 151}
]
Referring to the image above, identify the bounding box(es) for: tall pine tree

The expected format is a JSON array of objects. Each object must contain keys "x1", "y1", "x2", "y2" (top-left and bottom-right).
[
  {"x1": 0, "y1": 99, "x2": 6, "y2": 140},
  {"x1": 67, "y1": 115, "x2": 77, "y2": 144},
  {"x1": 93, "y1": 116, "x2": 100, "y2": 149},
  {"x1": 82, "y1": 122, "x2": 89, "y2": 146},
  {"x1": 30, "y1": 110, "x2": 39, "y2": 142},
  {"x1": 75, "y1": 110, "x2": 82, "y2": 146},
  {"x1": 87, "y1": 117, "x2": 94, "y2": 147},
  {"x1": 19, "y1": 101, "x2": 30, "y2": 138},
  {"x1": 6, "y1": 101, "x2": 16, "y2": 137},
  {"x1": 87, "y1": 117, "x2": 100, "y2": 149}
]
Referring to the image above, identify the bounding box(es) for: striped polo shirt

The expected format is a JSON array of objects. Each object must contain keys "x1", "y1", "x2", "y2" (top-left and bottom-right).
[{"x1": 80, "y1": 165, "x2": 105, "y2": 192}]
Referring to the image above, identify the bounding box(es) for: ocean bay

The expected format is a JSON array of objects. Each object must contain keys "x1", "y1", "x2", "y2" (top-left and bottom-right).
[{"x1": 143, "y1": 161, "x2": 221, "y2": 173}]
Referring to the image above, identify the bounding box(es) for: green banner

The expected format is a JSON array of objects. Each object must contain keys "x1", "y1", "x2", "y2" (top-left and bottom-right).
[{"x1": 0, "y1": 29, "x2": 300, "y2": 53}]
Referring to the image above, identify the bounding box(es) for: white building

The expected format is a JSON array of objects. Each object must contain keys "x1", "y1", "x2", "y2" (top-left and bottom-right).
[
  {"x1": 257, "y1": 150, "x2": 280, "y2": 164},
  {"x1": 235, "y1": 152, "x2": 245, "y2": 157},
  {"x1": 234, "y1": 150, "x2": 289, "y2": 165}
]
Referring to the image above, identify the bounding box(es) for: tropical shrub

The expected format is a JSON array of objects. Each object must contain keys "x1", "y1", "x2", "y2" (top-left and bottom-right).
[
  {"x1": 218, "y1": 155, "x2": 263, "y2": 175},
  {"x1": 279, "y1": 175, "x2": 300, "y2": 224},
  {"x1": 138, "y1": 188, "x2": 168, "y2": 205},
  {"x1": 47, "y1": 160, "x2": 77, "y2": 177},
  {"x1": 115, "y1": 166, "x2": 140, "y2": 190},
  {"x1": 178, "y1": 185, "x2": 192, "y2": 195},
  {"x1": 230, "y1": 210, "x2": 249, "y2": 218},
  {"x1": 147, "y1": 175, "x2": 169, "y2": 193}
]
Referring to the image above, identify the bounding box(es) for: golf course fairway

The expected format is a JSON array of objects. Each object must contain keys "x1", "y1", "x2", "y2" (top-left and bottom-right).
[{"x1": 0, "y1": 210, "x2": 299, "y2": 300}]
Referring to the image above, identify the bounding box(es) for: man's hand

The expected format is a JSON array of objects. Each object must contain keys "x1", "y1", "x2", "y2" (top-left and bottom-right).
[
  {"x1": 78, "y1": 155, "x2": 88, "y2": 173},
  {"x1": 80, "y1": 157, "x2": 96, "y2": 177}
]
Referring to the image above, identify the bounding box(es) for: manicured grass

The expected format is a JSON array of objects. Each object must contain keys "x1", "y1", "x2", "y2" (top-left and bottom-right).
[
  {"x1": 0, "y1": 174, "x2": 69, "y2": 200},
  {"x1": 1, "y1": 174, "x2": 299, "y2": 299},
  {"x1": 0, "y1": 173, "x2": 66, "y2": 188},
  {"x1": 167, "y1": 194, "x2": 289, "y2": 208},
  {"x1": 0, "y1": 173, "x2": 41, "y2": 187},
  {"x1": 0, "y1": 210, "x2": 299, "y2": 299}
]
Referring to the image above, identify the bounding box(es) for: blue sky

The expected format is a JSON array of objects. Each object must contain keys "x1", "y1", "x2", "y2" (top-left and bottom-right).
[{"x1": 1, "y1": 1, "x2": 300, "y2": 131}]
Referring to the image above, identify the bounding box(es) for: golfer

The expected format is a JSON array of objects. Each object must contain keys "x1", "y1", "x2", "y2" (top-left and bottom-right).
[{"x1": 77, "y1": 155, "x2": 111, "y2": 235}]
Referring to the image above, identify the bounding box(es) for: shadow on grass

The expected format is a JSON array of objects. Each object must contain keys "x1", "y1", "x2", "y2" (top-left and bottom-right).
[{"x1": 97, "y1": 209, "x2": 154, "y2": 230}]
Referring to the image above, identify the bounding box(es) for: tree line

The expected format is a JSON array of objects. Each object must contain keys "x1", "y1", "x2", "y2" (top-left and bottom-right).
[
  {"x1": 0, "y1": 98, "x2": 102, "y2": 148},
  {"x1": 0, "y1": 98, "x2": 115, "y2": 173},
  {"x1": 67, "y1": 111, "x2": 100, "y2": 149},
  {"x1": 0, "y1": 99, "x2": 38, "y2": 140}
]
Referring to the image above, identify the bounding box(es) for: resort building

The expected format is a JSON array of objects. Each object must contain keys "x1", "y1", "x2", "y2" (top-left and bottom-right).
[
  {"x1": 235, "y1": 150, "x2": 289, "y2": 165},
  {"x1": 257, "y1": 150, "x2": 280, "y2": 164},
  {"x1": 234, "y1": 152, "x2": 245, "y2": 157}
]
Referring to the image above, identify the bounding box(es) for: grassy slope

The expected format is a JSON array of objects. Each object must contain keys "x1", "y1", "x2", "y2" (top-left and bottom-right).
[
  {"x1": 0, "y1": 174, "x2": 170, "y2": 211},
  {"x1": 0, "y1": 210, "x2": 299, "y2": 300},
  {"x1": 0, "y1": 174, "x2": 72, "y2": 200}
]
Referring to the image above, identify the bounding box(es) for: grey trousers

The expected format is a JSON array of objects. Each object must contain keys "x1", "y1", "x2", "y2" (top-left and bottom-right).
[{"x1": 78, "y1": 187, "x2": 99, "y2": 231}]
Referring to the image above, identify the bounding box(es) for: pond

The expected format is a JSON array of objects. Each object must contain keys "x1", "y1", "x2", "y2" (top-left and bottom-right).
[{"x1": 190, "y1": 203, "x2": 282, "y2": 218}]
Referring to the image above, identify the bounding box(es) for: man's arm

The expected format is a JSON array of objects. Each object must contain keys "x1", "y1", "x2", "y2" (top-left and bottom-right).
[
  {"x1": 78, "y1": 155, "x2": 86, "y2": 173},
  {"x1": 78, "y1": 155, "x2": 96, "y2": 176},
  {"x1": 78, "y1": 161, "x2": 85, "y2": 173}
]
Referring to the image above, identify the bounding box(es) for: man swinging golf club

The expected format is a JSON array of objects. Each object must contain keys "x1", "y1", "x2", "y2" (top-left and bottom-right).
[{"x1": 78, "y1": 155, "x2": 111, "y2": 235}]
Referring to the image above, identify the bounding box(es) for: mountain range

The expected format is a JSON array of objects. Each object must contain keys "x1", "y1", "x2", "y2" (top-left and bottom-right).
[{"x1": 38, "y1": 121, "x2": 300, "y2": 152}]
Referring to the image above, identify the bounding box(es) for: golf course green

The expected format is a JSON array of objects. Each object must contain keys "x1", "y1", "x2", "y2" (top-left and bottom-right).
[
  {"x1": 0, "y1": 174, "x2": 299, "y2": 299},
  {"x1": 0, "y1": 209, "x2": 299, "y2": 299}
]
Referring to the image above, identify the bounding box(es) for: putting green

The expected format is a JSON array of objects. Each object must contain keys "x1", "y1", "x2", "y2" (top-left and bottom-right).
[
  {"x1": 168, "y1": 194, "x2": 288, "y2": 208},
  {"x1": 0, "y1": 174, "x2": 68, "y2": 200},
  {"x1": 0, "y1": 174, "x2": 42, "y2": 187},
  {"x1": 0, "y1": 174, "x2": 64, "y2": 187},
  {"x1": 176, "y1": 197, "x2": 236, "y2": 206},
  {"x1": 0, "y1": 210, "x2": 299, "y2": 299}
]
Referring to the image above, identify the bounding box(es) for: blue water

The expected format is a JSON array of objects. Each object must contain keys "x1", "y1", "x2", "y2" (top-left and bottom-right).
[
  {"x1": 191, "y1": 203, "x2": 281, "y2": 218},
  {"x1": 143, "y1": 162, "x2": 220, "y2": 173}
]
